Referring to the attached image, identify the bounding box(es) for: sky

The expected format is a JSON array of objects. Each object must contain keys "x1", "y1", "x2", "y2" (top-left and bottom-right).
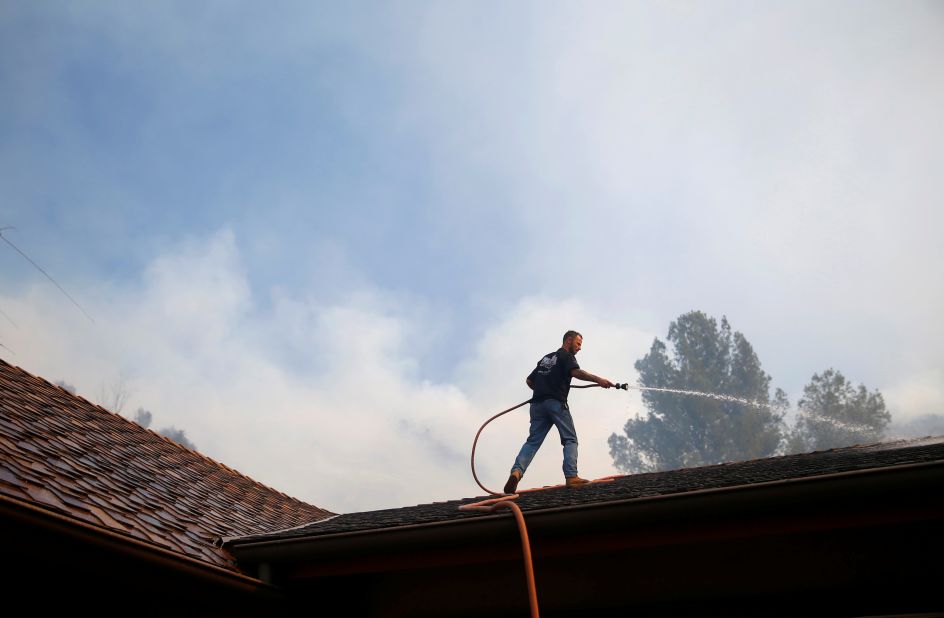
[{"x1": 1, "y1": 2, "x2": 942, "y2": 513}]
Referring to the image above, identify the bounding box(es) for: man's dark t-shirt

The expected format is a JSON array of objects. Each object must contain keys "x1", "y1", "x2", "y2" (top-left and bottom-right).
[{"x1": 528, "y1": 348, "x2": 580, "y2": 404}]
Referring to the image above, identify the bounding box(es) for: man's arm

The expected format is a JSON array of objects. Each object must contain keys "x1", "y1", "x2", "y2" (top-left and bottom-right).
[
  {"x1": 571, "y1": 368, "x2": 614, "y2": 388},
  {"x1": 526, "y1": 367, "x2": 536, "y2": 390}
]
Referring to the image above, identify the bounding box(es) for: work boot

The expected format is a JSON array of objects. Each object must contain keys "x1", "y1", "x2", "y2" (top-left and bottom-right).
[
  {"x1": 565, "y1": 476, "x2": 590, "y2": 488},
  {"x1": 504, "y1": 470, "x2": 522, "y2": 494}
]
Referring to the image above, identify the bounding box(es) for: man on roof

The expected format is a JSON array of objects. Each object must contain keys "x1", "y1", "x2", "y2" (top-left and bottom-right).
[{"x1": 504, "y1": 330, "x2": 614, "y2": 494}]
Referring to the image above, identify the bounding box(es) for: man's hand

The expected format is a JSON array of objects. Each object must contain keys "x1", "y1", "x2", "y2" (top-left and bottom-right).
[{"x1": 597, "y1": 377, "x2": 614, "y2": 389}]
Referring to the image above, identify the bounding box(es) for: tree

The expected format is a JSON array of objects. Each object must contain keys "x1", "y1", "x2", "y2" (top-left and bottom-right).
[
  {"x1": 97, "y1": 373, "x2": 133, "y2": 413},
  {"x1": 157, "y1": 426, "x2": 198, "y2": 451},
  {"x1": 786, "y1": 368, "x2": 890, "y2": 452},
  {"x1": 134, "y1": 408, "x2": 153, "y2": 428},
  {"x1": 134, "y1": 407, "x2": 198, "y2": 451},
  {"x1": 609, "y1": 311, "x2": 787, "y2": 473},
  {"x1": 55, "y1": 380, "x2": 77, "y2": 394}
]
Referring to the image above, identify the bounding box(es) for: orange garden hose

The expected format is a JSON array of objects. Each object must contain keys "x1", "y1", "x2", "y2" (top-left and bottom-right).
[
  {"x1": 458, "y1": 384, "x2": 624, "y2": 618},
  {"x1": 458, "y1": 495, "x2": 539, "y2": 617}
]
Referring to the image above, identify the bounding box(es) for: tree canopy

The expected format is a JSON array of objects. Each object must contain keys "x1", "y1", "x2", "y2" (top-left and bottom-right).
[
  {"x1": 786, "y1": 368, "x2": 890, "y2": 453},
  {"x1": 609, "y1": 311, "x2": 786, "y2": 473}
]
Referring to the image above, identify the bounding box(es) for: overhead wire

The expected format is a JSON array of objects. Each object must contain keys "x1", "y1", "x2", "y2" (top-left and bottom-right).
[
  {"x1": 0, "y1": 305, "x2": 18, "y2": 330},
  {"x1": 0, "y1": 227, "x2": 95, "y2": 323}
]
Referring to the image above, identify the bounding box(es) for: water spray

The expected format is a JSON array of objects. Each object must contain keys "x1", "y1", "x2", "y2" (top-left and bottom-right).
[{"x1": 578, "y1": 381, "x2": 769, "y2": 409}]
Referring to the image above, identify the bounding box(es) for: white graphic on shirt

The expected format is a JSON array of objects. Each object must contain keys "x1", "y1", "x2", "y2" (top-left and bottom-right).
[{"x1": 537, "y1": 354, "x2": 557, "y2": 374}]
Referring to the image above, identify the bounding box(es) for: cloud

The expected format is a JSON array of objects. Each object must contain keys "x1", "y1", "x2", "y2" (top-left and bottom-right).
[
  {"x1": 387, "y1": 1, "x2": 944, "y2": 395},
  {"x1": 3, "y1": 2, "x2": 942, "y2": 512},
  {"x1": 5, "y1": 3, "x2": 942, "y2": 399},
  {"x1": 2, "y1": 229, "x2": 656, "y2": 512}
]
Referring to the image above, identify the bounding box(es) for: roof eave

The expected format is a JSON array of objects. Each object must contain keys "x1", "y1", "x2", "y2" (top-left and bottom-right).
[{"x1": 1, "y1": 491, "x2": 280, "y2": 595}]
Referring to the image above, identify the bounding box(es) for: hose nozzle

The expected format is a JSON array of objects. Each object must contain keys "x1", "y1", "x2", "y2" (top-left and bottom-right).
[{"x1": 614, "y1": 383, "x2": 628, "y2": 390}]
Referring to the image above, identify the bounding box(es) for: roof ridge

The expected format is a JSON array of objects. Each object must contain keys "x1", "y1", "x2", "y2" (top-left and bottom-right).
[{"x1": 601, "y1": 435, "x2": 944, "y2": 482}]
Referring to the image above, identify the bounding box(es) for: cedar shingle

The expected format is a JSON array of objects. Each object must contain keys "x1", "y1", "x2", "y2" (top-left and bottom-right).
[{"x1": 0, "y1": 359, "x2": 333, "y2": 574}]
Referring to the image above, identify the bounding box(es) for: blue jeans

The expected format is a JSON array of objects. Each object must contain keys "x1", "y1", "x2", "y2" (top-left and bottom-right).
[{"x1": 511, "y1": 398, "x2": 578, "y2": 478}]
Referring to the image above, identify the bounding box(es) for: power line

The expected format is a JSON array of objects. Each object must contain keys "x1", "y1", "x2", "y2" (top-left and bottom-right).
[
  {"x1": 0, "y1": 227, "x2": 95, "y2": 324},
  {"x1": 0, "y1": 305, "x2": 18, "y2": 329}
]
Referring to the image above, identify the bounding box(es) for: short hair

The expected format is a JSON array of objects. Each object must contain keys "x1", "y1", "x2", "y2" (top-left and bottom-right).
[{"x1": 563, "y1": 330, "x2": 582, "y2": 344}]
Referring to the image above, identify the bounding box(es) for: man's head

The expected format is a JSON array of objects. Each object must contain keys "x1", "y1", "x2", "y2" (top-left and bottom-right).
[{"x1": 562, "y1": 330, "x2": 583, "y2": 354}]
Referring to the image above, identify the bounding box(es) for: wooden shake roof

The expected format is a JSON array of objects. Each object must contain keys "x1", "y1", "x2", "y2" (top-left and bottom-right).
[{"x1": 0, "y1": 358, "x2": 333, "y2": 572}]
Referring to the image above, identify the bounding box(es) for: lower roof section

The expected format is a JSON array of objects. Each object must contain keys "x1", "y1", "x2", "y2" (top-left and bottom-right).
[
  {"x1": 225, "y1": 436, "x2": 944, "y2": 547},
  {"x1": 226, "y1": 447, "x2": 944, "y2": 617}
]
